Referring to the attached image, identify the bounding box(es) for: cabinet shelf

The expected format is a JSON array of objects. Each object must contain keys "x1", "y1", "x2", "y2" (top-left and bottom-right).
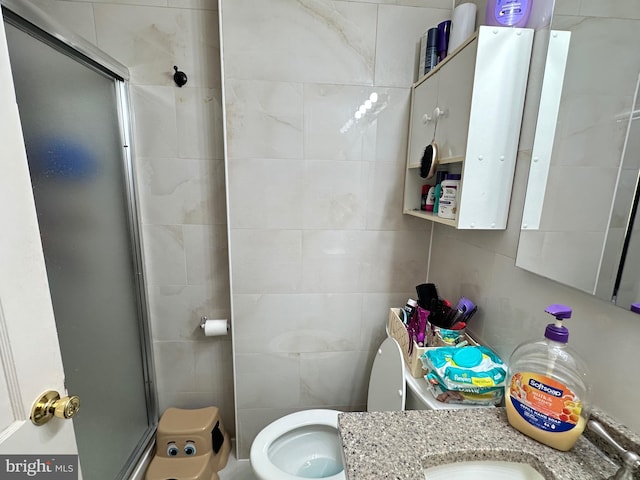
[
  {"x1": 403, "y1": 26, "x2": 533, "y2": 230},
  {"x1": 407, "y1": 155, "x2": 464, "y2": 170},
  {"x1": 404, "y1": 208, "x2": 457, "y2": 227}
]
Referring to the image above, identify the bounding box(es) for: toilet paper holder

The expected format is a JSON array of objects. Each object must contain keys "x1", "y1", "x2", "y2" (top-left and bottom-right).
[{"x1": 200, "y1": 316, "x2": 229, "y2": 336}]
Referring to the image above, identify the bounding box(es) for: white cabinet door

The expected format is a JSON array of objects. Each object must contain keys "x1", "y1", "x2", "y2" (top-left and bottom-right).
[
  {"x1": 0, "y1": 16, "x2": 79, "y2": 469},
  {"x1": 436, "y1": 40, "x2": 476, "y2": 160},
  {"x1": 407, "y1": 73, "x2": 439, "y2": 168}
]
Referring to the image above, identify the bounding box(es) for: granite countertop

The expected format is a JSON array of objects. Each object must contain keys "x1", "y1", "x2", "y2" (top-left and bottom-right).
[{"x1": 338, "y1": 408, "x2": 623, "y2": 480}]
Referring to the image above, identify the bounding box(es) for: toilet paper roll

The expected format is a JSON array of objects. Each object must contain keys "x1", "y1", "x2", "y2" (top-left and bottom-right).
[
  {"x1": 448, "y1": 3, "x2": 477, "y2": 55},
  {"x1": 202, "y1": 319, "x2": 229, "y2": 337}
]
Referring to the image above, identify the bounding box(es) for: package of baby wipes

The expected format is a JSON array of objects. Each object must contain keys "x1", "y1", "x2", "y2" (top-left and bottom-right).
[
  {"x1": 425, "y1": 376, "x2": 503, "y2": 406},
  {"x1": 420, "y1": 345, "x2": 507, "y2": 392}
]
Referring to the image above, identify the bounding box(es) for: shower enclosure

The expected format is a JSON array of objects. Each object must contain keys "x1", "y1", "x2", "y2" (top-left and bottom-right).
[{"x1": 2, "y1": 3, "x2": 156, "y2": 479}]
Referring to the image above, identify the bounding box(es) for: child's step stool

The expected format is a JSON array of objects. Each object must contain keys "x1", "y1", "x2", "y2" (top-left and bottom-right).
[{"x1": 145, "y1": 406, "x2": 231, "y2": 480}]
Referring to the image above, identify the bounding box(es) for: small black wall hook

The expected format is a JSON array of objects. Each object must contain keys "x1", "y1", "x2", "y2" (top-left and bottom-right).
[{"x1": 173, "y1": 66, "x2": 187, "y2": 87}]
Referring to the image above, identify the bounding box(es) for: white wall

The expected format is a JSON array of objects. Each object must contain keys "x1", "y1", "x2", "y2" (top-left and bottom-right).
[{"x1": 220, "y1": 0, "x2": 443, "y2": 457}]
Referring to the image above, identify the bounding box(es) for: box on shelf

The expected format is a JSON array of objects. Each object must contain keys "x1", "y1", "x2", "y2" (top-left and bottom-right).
[
  {"x1": 388, "y1": 307, "x2": 479, "y2": 378},
  {"x1": 388, "y1": 308, "x2": 427, "y2": 378}
]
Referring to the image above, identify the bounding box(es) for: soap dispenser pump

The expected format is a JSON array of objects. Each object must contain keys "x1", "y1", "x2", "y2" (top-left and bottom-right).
[{"x1": 505, "y1": 304, "x2": 592, "y2": 451}]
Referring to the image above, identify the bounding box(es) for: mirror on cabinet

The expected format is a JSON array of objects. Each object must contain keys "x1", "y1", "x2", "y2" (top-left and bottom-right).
[{"x1": 516, "y1": 6, "x2": 640, "y2": 310}]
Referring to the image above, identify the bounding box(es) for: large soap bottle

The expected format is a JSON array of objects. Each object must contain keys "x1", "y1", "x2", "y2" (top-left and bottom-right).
[
  {"x1": 485, "y1": 0, "x2": 532, "y2": 28},
  {"x1": 505, "y1": 304, "x2": 591, "y2": 451}
]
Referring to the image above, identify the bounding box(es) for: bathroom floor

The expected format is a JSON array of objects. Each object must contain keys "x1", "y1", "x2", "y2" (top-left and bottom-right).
[{"x1": 219, "y1": 446, "x2": 257, "y2": 480}]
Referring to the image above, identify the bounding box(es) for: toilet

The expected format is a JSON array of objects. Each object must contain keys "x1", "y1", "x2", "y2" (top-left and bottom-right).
[{"x1": 250, "y1": 337, "x2": 487, "y2": 480}]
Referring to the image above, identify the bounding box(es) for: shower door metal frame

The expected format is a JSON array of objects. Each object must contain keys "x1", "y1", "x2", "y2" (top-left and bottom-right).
[{"x1": 1, "y1": 2, "x2": 158, "y2": 478}]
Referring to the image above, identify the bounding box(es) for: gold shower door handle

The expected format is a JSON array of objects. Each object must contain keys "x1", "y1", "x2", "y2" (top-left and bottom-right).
[{"x1": 30, "y1": 390, "x2": 80, "y2": 426}]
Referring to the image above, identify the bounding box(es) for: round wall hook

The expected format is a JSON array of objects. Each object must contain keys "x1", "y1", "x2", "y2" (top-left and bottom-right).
[{"x1": 173, "y1": 66, "x2": 188, "y2": 87}]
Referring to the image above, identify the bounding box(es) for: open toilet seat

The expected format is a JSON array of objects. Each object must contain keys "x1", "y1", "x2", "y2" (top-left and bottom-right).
[
  {"x1": 367, "y1": 336, "x2": 406, "y2": 411},
  {"x1": 250, "y1": 409, "x2": 344, "y2": 480}
]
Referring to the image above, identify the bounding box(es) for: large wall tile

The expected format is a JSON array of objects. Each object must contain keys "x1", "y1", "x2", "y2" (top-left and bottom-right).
[
  {"x1": 300, "y1": 229, "x2": 429, "y2": 293},
  {"x1": 148, "y1": 284, "x2": 230, "y2": 341},
  {"x1": 552, "y1": 94, "x2": 630, "y2": 169},
  {"x1": 359, "y1": 293, "x2": 411, "y2": 351},
  {"x1": 183, "y1": 224, "x2": 229, "y2": 284},
  {"x1": 77, "y1": 0, "x2": 166, "y2": 6},
  {"x1": 559, "y1": 17, "x2": 640, "y2": 96},
  {"x1": 303, "y1": 84, "x2": 411, "y2": 163},
  {"x1": 30, "y1": 0, "x2": 98, "y2": 44},
  {"x1": 516, "y1": 230, "x2": 605, "y2": 294},
  {"x1": 301, "y1": 230, "x2": 367, "y2": 293},
  {"x1": 358, "y1": 230, "x2": 431, "y2": 292},
  {"x1": 359, "y1": 0, "x2": 452, "y2": 7},
  {"x1": 303, "y1": 84, "x2": 377, "y2": 162},
  {"x1": 168, "y1": 0, "x2": 217, "y2": 10},
  {"x1": 302, "y1": 160, "x2": 369, "y2": 230},
  {"x1": 428, "y1": 226, "x2": 498, "y2": 318},
  {"x1": 372, "y1": 87, "x2": 412, "y2": 162},
  {"x1": 227, "y1": 158, "x2": 305, "y2": 229},
  {"x1": 94, "y1": 3, "x2": 219, "y2": 87},
  {"x1": 137, "y1": 157, "x2": 226, "y2": 225},
  {"x1": 230, "y1": 229, "x2": 303, "y2": 294},
  {"x1": 579, "y1": 0, "x2": 640, "y2": 19},
  {"x1": 225, "y1": 80, "x2": 303, "y2": 160},
  {"x1": 130, "y1": 85, "x2": 178, "y2": 158},
  {"x1": 233, "y1": 293, "x2": 363, "y2": 354},
  {"x1": 141, "y1": 224, "x2": 187, "y2": 285},
  {"x1": 539, "y1": 166, "x2": 617, "y2": 232},
  {"x1": 193, "y1": 340, "x2": 234, "y2": 394},
  {"x1": 220, "y1": 0, "x2": 377, "y2": 85},
  {"x1": 176, "y1": 87, "x2": 224, "y2": 159},
  {"x1": 235, "y1": 353, "x2": 301, "y2": 409},
  {"x1": 365, "y1": 160, "x2": 429, "y2": 231},
  {"x1": 299, "y1": 351, "x2": 370, "y2": 407},
  {"x1": 153, "y1": 341, "x2": 197, "y2": 394}
]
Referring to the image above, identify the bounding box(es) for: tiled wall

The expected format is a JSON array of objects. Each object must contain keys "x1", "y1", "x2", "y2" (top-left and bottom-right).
[
  {"x1": 429, "y1": 0, "x2": 640, "y2": 434},
  {"x1": 30, "y1": 0, "x2": 236, "y2": 436},
  {"x1": 220, "y1": 0, "x2": 446, "y2": 457}
]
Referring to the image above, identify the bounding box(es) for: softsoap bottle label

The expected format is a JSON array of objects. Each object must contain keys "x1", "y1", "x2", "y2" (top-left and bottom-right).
[
  {"x1": 509, "y1": 372, "x2": 582, "y2": 433},
  {"x1": 494, "y1": 0, "x2": 529, "y2": 26}
]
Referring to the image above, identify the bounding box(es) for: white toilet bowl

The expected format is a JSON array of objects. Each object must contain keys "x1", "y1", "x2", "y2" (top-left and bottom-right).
[
  {"x1": 250, "y1": 409, "x2": 345, "y2": 480},
  {"x1": 250, "y1": 336, "x2": 491, "y2": 480}
]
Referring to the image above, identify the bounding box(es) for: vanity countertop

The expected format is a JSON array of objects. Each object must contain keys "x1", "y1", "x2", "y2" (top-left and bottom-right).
[{"x1": 338, "y1": 408, "x2": 620, "y2": 480}]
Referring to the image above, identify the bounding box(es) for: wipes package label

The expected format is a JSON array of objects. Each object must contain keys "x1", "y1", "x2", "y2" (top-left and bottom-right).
[{"x1": 509, "y1": 372, "x2": 582, "y2": 433}]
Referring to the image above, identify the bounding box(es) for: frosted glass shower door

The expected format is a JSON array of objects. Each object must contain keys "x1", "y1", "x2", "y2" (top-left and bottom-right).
[{"x1": 4, "y1": 18, "x2": 154, "y2": 480}]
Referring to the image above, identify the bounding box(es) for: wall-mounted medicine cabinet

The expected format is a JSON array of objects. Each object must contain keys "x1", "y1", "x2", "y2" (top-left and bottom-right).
[{"x1": 403, "y1": 26, "x2": 534, "y2": 229}]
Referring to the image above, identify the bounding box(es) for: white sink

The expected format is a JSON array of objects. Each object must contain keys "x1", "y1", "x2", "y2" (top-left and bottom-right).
[{"x1": 424, "y1": 460, "x2": 545, "y2": 480}]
